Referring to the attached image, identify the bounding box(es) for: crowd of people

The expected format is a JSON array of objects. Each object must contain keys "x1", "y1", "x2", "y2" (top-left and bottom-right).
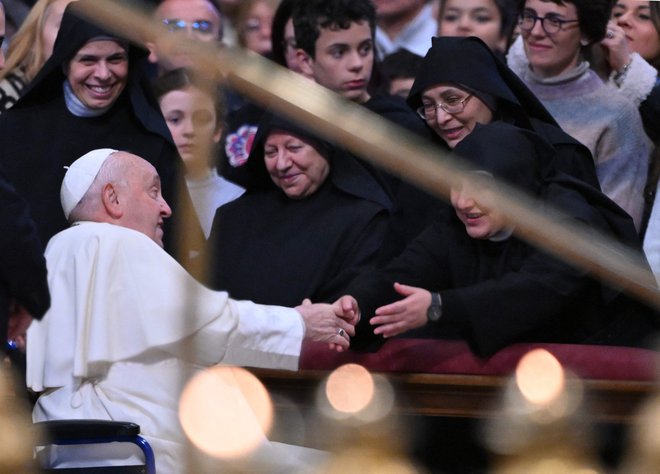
[{"x1": 1, "y1": 0, "x2": 659, "y2": 472}]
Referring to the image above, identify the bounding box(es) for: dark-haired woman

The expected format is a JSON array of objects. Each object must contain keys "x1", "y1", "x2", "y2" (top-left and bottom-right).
[{"x1": 508, "y1": 0, "x2": 651, "y2": 230}]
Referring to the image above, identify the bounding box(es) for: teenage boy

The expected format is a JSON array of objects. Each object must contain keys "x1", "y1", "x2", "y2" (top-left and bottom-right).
[{"x1": 293, "y1": 0, "x2": 441, "y2": 259}]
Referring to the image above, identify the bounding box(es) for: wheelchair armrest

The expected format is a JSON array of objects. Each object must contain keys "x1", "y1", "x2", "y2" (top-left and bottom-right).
[
  {"x1": 33, "y1": 420, "x2": 156, "y2": 473},
  {"x1": 35, "y1": 420, "x2": 141, "y2": 441}
]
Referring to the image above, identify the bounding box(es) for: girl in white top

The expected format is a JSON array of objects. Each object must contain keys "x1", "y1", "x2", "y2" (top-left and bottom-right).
[{"x1": 154, "y1": 69, "x2": 244, "y2": 238}]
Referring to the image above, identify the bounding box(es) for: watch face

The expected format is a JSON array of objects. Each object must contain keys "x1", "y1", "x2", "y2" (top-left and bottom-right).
[{"x1": 427, "y1": 305, "x2": 441, "y2": 322}]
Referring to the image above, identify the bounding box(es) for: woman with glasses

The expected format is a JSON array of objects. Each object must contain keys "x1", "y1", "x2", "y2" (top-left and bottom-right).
[
  {"x1": 508, "y1": 0, "x2": 650, "y2": 232},
  {"x1": 349, "y1": 36, "x2": 655, "y2": 357}
]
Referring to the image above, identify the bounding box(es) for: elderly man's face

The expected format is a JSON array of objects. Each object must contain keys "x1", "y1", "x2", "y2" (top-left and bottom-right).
[
  {"x1": 67, "y1": 40, "x2": 128, "y2": 110},
  {"x1": 116, "y1": 154, "x2": 172, "y2": 247}
]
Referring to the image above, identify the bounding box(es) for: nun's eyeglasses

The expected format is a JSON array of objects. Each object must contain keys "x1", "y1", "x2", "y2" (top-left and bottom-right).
[
  {"x1": 518, "y1": 12, "x2": 579, "y2": 35},
  {"x1": 163, "y1": 19, "x2": 215, "y2": 36},
  {"x1": 417, "y1": 95, "x2": 472, "y2": 120}
]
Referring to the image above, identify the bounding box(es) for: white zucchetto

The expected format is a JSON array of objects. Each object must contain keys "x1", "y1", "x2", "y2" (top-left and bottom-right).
[{"x1": 61, "y1": 148, "x2": 118, "y2": 219}]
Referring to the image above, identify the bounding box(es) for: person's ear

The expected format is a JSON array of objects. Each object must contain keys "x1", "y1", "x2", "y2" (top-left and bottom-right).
[
  {"x1": 212, "y1": 123, "x2": 223, "y2": 144},
  {"x1": 494, "y1": 34, "x2": 509, "y2": 54},
  {"x1": 101, "y1": 183, "x2": 124, "y2": 219},
  {"x1": 146, "y1": 41, "x2": 159, "y2": 64},
  {"x1": 296, "y1": 48, "x2": 315, "y2": 78}
]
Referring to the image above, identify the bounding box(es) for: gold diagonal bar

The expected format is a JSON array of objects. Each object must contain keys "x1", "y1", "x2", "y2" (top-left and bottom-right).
[{"x1": 73, "y1": 0, "x2": 660, "y2": 310}]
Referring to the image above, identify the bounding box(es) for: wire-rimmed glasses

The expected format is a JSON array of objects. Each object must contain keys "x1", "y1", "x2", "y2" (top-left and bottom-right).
[{"x1": 416, "y1": 94, "x2": 473, "y2": 120}]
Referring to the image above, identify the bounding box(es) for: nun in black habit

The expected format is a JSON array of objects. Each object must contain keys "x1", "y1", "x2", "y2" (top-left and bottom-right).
[
  {"x1": 0, "y1": 1, "x2": 198, "y2": 256},
  {"x1": 350, "y1": 36, "x2": 657, "y2": 357},
  {"x1": 410, "y1": 36, "x2": 602, "y2": 191},
  {"x1": 205, "y1": 113, "x2": 393, "y2": 307}
]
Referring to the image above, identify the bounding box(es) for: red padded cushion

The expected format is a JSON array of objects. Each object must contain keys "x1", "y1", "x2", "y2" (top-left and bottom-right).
[{"x1": 300, "y1": 339, "x2": 658, "y2": 380}]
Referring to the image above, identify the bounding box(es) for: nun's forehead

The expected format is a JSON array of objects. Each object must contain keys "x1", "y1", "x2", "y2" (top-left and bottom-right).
[{"x1": 79, "y1": 36, "x2": 128, "y2": 51}]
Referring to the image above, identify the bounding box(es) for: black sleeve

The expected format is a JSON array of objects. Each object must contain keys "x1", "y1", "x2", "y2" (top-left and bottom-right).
[
  {"x1": 0, "y1": 164, "x2": 50, "y2": 337},
  {"x1": 316, "y1": 209, "x2": 391, "y2": 304},
  {"x1": 640, "y1": 84, "x2": 660, "y2": 144},
  {"x1": 350, "y1": 219, "x2": 452, "y2": 349},
  {"x1": 440, "y1": 242, "x2": 589, "y2": 357}
]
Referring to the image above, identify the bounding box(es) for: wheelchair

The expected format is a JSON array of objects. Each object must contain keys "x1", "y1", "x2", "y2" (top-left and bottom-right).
[
  {"x1": 34, "y1": 419, "x2": 156, "y2": 474},
  {"x1": 4, "y1": 344, "x2": 156, "y2": 473}
]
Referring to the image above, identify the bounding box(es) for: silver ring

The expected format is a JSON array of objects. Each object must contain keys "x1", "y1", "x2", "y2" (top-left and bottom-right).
[
  {"x1": 606, "y1": 30, "x2": 614, "y2": 39},
  {"x1": 337, "y1": 328, "x2": 346, "y2": 338}
]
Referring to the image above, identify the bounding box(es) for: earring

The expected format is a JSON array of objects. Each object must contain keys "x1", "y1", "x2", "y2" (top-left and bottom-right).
[{"x1": 580, "y1": 38, "x2": 589, "y2": 46}]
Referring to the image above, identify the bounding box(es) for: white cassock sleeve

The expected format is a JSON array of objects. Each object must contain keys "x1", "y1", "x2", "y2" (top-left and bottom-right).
[{"x1": 27, "y1": 223, "x2": 304, "y2": 392}]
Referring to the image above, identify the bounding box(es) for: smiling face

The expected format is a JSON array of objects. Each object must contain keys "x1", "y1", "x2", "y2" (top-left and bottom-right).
[
  {"x1": 612, "y1": 0, "x2": 660, "y2": 63},
  {"x1": 263, "y1": 130, "x2": 330, "y2": 199},
  {"x1": 298, "y1": 21, "x2": 374, "y2": 103},
  {"x1": 421, "y1": 83, "x2": 493, "y2": 148},
  {"x1": 438, "y1": 0, "x2": 508, "y2": 53},
  {"x1": 450, "y1": 173, "x2": 506, "y2": 239},
  {"x1": 66, "y1": 40, "x2": 128, "y2": 110},
  {"x1": 521, "y1": 0, "x2": 583, "y2": 78},
  {"x1": 159, "y1": 86, "x2": 221, "y2": 176}
]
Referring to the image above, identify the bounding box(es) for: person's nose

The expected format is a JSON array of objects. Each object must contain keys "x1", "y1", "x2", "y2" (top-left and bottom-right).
[
  {"x1": 616, "y1": 11, "x2": 632, "y2": 28},
  {"x1": 94, "y1": 61, "x2": 112, "y2": 80},
  {"x1": 275, "y1": 150, "x2": 291, "y2": 171},
  {"x1": 182, "y1": 117, "x2": 194, "y2": 137},
  {"x1": 435, "y1": 106, "x2": 453, "y2": 125},
  {"x1": 457, "y1": 15, "x2": 472, "y2": 33},
  {"x1": 347, "y1": 50, "x2": 364, "y2": 72},
  {"x1": 160, "y1": 197, "x2": 172, "y2": 218},
  {"x1": 454, "y1": 189, "x2": 475, "y2": 211},
  {"x1": 529, "y1": 17, "x2": 546, "y2": 37},
  {"x1": 184, "y1": 25, "x2": 198, "y2": 40}
]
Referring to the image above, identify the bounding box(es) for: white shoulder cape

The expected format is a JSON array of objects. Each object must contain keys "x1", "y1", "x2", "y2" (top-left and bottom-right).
[{"x1": 27, "y1": 222, "x2": 304, "y2": 392}]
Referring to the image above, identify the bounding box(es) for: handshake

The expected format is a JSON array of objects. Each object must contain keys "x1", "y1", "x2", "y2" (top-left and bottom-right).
[{"x1": 295, "y1": 296, "x2": 360, "y2": 352}]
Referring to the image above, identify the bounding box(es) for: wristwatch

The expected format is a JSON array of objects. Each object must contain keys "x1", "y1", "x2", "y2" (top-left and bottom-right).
[{"x1": 427, "y1": 292, "x2": 442, "y2": 322}]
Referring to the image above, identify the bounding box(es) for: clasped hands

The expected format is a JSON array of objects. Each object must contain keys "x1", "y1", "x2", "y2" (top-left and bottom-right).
[
  {"x1": 295, "y1": 282, "x2": 431, "y2": 351},
  {"x1": 295, "y1": 295, "x2": 360, "y2": 352}
]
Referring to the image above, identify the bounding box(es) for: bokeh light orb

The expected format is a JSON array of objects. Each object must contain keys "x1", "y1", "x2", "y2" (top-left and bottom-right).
[
  {"x1": 179, "y1": 366, "x2": 273, "y2": 459},
  {"x1": 325, "y1": 363, "x2": 375, "y2": 414},
  {"x1": 515, "y1": 349, "x2": 565, "y2": 406}
]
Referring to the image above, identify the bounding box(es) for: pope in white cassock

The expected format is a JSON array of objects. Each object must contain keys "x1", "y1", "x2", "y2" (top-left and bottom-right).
[{"x1": 26, "y1": 149, "x2": 359, "y2": 473}]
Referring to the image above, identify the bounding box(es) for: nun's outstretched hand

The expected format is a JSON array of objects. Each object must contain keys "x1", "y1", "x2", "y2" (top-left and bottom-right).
[{"x1": 371, "y1": 282, "x2": 431, "y2": 338}]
